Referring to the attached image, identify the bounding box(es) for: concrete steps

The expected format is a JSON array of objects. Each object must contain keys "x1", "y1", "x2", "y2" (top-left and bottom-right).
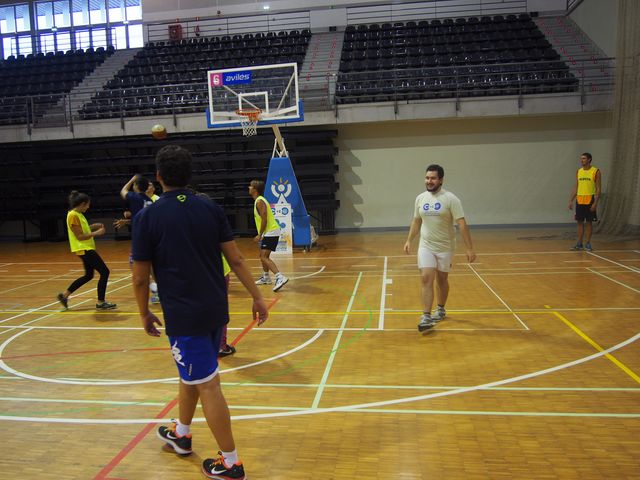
[{"x1": 299, "y1": 31, "x2": 344, "y2": 111}]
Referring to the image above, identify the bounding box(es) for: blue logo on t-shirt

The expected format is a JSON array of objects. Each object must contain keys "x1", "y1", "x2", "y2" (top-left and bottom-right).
[{"x1": 434, "y1": 203, "x2": 441, "y2": 210}]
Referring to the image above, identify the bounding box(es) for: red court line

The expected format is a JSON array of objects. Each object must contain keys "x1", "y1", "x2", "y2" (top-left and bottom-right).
[
  {"x1": 93, "y1": 398, "x2": 178, "y2": 480},
  {"x1": 92, "y1": 296, "x2": 280, "y2": 479},
  {"x1": 230, "y1": 297, "x2": 280, "y2": 347}
]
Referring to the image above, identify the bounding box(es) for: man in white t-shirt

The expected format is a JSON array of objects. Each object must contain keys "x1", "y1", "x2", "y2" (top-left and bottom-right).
[{"x1": 403, "y1": 164, "x2": 476, "y2": 332}]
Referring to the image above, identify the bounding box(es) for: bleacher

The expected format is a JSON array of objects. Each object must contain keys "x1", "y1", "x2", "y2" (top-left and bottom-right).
[
  {"x1": 0, "y1": 47, "x2": 115, "y2": 125},
  {"x1": 79, "y1": 29, "x2": 311, "y2": 120},
  {"x1": 335, "y1": 13, "x2": 579, "y2": 103},
  {"x1": 0, "y1": 128, "x2": 338, "y2": 240}
]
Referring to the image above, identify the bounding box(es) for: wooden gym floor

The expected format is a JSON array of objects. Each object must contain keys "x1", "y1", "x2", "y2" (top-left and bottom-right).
[{"x1": 0, "y1": 228, "x2": 639, "y2": 479}]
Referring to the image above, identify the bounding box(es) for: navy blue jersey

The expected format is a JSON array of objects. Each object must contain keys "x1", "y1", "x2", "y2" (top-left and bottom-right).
[
  {"x1": 126, "y1": 191, "x2": 153, "y2": 217},
  {"x1": 132, "y1": 190, "x2": 234, "y2": 336}
]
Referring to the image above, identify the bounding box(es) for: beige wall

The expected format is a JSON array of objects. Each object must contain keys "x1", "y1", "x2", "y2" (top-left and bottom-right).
[
  {"x1": 334, "y1": 113, "x2": 612, "y2": 229},
  {"x1": 570, "y1": 0, "x2": 618, "y2": 57}
]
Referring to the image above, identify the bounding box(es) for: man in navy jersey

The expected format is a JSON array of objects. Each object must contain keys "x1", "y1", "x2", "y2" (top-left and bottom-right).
[{"x1": 132, "y1": 145, "x2": 268, "y2": 480}]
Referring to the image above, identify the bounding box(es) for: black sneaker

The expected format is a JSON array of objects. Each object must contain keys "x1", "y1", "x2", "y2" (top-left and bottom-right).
[
  {"x1": 95, "y1": 301, "x2": 117, "y2": 310},
  {"x1": 57, "y1": 293, "x2": 68, "y2": 310},
  {"x1": 202, "y1": 453, "x2": 245, "y2": 479},
  {"x1": 157, "y1": 422, "x2": 192, "y2": 455},
  {"x1": 218, "y1": 344, "x2": 236, "y2": 358}
]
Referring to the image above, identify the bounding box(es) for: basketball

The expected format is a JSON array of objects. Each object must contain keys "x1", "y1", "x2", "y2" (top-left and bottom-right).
[{"x1": 151, "y1": 124, "x2": 167, "y2": 139}]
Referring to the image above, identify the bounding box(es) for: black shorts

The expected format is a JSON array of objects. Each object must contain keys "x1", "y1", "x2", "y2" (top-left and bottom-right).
[
  {"x1": 260, "y1": 235, "x2": 279, "y2": 251},
  {"x1": 575, "y1": 202, "x2": 597, "y2": 222}
]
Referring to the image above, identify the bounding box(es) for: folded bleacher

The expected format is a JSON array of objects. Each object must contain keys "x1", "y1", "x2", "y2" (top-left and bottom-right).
[
  {"x1": 335, "y1": 13, "x2": 579, "y2": 104},
  {"x1": 79, "y1": 30, "x2": 311, "y2": 120},
  {"x1": 0, "y1": 46, "x2": 114, "y2": 125}
]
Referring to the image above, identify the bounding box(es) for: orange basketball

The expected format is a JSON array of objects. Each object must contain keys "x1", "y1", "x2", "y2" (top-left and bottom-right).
[{"x1": 151, "y1": 124, "x2": 167, "y2": 139}]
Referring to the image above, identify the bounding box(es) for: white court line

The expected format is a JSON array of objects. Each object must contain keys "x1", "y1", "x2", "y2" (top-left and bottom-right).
[
  {"x1": 587, "y1": 268, "x2": 640, "y2": 294},
  {"x1": 587, "y1": 251, "x2": 640, "y2": 273},
  {"x1": 0, "y1": 272, "x2": 72, "y2": 295},
  {"x1": 467, "y1": 264, "x2": 529, "y2": 330},
  {"x1": 311, "y1": 272, "x2": 362, "y2": 408},
  {"x1": 564, "y1": 260, "x2": 592, "y2": 263},
  {"x1": 509, "y1": 261, "x2": 536, "y2": 264},
  {"x1": 4, "y1": 331, "x2": 638, "y2": 424},
  {"x1": 290, "y1": 266, "x2": 325, "y2": 280},
  {"x1": 0, "y1": 274, "x2": 132, "y2": 326},
  {"x1": 378, "y1": 256, "x2": 388, "y2": 330}
]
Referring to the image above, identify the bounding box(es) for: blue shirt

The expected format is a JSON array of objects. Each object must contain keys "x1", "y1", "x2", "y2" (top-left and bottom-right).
[
  {"x1": 131, "y1": 189, "x2": 234, "y2": 336},
  {"x1": 126, "y1": 191, "x2": 153, "y2": 217}
]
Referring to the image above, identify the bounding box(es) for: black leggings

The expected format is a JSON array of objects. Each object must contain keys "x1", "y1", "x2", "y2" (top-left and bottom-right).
[{"x1": 67, "y1": 250, "x2": 110, "y2": 302}]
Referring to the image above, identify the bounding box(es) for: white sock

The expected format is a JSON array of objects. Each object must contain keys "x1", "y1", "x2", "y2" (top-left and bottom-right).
[
  {"x1": 150, "y1": 282, "x2": 158, "y2": 294},
  {"x1": 221, "y1": 449, "x2": 239, "y2": 466},
  {"x1": 263, "y1": 272, "x2": 271, "y2": 279},
  {"x1": 275, "y1": 272, "x2": 282, "y2": 279},
  {"x1": 176, "y1": 421, "x2": 190, "y2": 436}
]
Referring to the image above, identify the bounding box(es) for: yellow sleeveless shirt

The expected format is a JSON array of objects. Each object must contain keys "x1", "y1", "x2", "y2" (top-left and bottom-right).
[{"x1": 576, "y1": 166, "x2": 598, "y2": 205}]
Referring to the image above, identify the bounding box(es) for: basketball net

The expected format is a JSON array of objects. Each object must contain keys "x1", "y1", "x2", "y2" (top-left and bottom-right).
[{"x1": 236, "y1": 108, "x2": 261, "y2": 137}]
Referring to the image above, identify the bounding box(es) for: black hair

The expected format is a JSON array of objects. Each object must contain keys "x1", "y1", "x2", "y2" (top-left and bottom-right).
[
  {"x1": 426, "y1": 164, "x2": 444, "y2": 179},
  {"x1": 581, "y1": 152, "x2": 593, "y2": 162},
  {"x1": 250, "y1": 179, "x2": 265, "y2": 195},
  {"x1": 156, "y1": 145, "x2": 192, "y2": 187},
  {"x1": 134, "y1": 176, "x2": 150, "y2": 192},
  {"x1": 68, "y1": 190, "x2": 90, "y2": 209}
]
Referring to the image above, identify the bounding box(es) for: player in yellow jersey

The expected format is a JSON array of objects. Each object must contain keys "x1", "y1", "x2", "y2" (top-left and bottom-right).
[
  {"x1": 249, "y1": 180, "x2": 289, "y2": 292},
  {"x1": 56, "y1": 191, "x2": 117, "y2": 311},
  {"x1": 568, "y1": 152, "x2": 601, "y2": 252}
]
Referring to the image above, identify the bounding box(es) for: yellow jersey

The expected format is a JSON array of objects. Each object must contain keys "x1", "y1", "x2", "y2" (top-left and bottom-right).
[
  {"x1": 66, "y1": 210, "x2": 95, "y2": 255},
  {"x1": 253, "y1": 195, "x2": 279, "y2": 234},
  {"x1": 576, "y1": 166, "x2": 598, "y2": 205}
]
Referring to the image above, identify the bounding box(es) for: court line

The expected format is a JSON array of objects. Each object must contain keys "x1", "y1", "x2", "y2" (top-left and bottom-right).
[
  {"x1": 311, "y1": 271, "x2": 362, "y2": 408},
  {"x1": 587, "y1": 267, "x2": 640, "y2": 293},
  {"x1": 378, "y1": 256, "x2": 388, "y2": 330},
  {"x1": 0, "y1": 272, "x2": 75, "y2": 295},
  {"x1": 0, "y1": 330, "x2": 324, "y2": 385},
  {"x1": 553, "y1": 311, "x2": 640, "y2": 384},
  {"x1": 290, "y1": 265, "x2": 326, "y2": 280},
  {"x1": 587, "y1": 251, "x2": 640, "y2": 273},
  {"x1": 92, "y1": 398, "x2": 178, "y2": 480},
  {"x1": 0, "y1": 274, "x2": 132, "y2": 326},
  {"x1": 4, "y1": 331, "x2": 637, "y2": 424},
  {"x1": 467, "y1": 264, "x2": 529, "y2": 330}
]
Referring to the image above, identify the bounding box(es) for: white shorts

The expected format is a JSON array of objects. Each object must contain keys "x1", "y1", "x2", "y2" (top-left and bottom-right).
[{"x1": 417, "y1": 247, "x2": 453, "y2": 272}]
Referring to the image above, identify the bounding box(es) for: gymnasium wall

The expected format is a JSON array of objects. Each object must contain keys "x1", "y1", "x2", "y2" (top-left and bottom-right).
[
  {"x1": 569, "y1": 0, "x2": 618, "y2": 57},
  {"x1": 334, "y1": 112, "x2": 612, "y2": 229}
]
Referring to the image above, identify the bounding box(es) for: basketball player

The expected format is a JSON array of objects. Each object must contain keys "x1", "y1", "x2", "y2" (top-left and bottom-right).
[
  {"x1": 249, "y1": 179, "x2": 289, "y2": 292},
  {"x1": 132, "y1": 145, "x2": 268, "y2": 479},
  {"x1": 56, "y1": 191, "x2": 117, "y2": 311},
  {"x1": 404, "y1": 164, "x2": 476, "y2": 331},
  {"x1": 568, "y1": 152, "x2": 601, "y2": 252}
]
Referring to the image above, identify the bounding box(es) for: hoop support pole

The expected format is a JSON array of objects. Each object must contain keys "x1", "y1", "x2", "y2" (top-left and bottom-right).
[{"x1": 272, "y1": 125, "x2": 288, "y2": 157}]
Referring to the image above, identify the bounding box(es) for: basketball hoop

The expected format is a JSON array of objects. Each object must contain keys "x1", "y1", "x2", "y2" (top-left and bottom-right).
[{"x1": 236, "y1": 107, "x2": 262, "y2": 137}]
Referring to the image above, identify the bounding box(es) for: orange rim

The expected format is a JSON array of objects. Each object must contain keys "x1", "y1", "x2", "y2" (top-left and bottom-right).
[{"x1": 236, "y1": 108, "x2": 262, "y2": 122}]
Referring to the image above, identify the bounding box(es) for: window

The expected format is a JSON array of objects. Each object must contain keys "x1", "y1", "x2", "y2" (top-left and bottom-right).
[
  {"x1": 92, "y1": 27, "x2": 106, "y2": 47},
  {"x1": 15, "y1": 4, "x2": 31, "y2": 32},
  {"x1": 89, "y1": 0, "x2": 106, "y2": 25},
  {"x1": 36, "y1": 2, "x2": 53, "y2": 30},
  {"x1": 56, "y1": 31, "x2": 71, "y2": 51},
  {"x1": 111, "y1": 24, "x2": 126, "y2": 48},
  {"x1": 3, "y1": 36, "x2": 17, "y2": 58},
  {"x1": 128, "y1": 22, "x2": 142, "y2": 47},
  {"x1": 75, "y1": 28, "x2": 90, "y2": 48},
  {"x1": 0, "y1": 6, "x2": 16, "y2": 33},
  {"x1": 18, "y1": 35, "x2": 32, "y2": 55},
  {"x1": 40, "y1": 32, "x2": 55, "y2": 52},
  {"x1": 125, "y1": 0, "x2": 141, "y2": 21},
  {"x1": 108, "y1": 0, "x2": 123, "y2": 22},
  {"x1": 72, "y1": 0, "x2": 88, "y2": 26},
  {"x1": 54, "y1": 1, "x2": 71, "y2": 28}
]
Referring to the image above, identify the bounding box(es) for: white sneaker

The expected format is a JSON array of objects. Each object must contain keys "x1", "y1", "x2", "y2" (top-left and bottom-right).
[
  {"x1": 255, "y1": 276, "x2": 272, "y2": 285},
  {"x1": 418, "y1": 314, "x2": 435, "y2": 332},
  {"x1": 431, "y1": 306, "x2": 446, "y2": 322},
  {"x1": 272, "y1": 275, "x2": 289, "y2": 292}
]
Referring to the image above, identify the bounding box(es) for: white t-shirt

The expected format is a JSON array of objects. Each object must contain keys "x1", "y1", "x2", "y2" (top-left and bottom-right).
[{"x1": 414, "y1": 188, "x2": 465, "y2": 253}]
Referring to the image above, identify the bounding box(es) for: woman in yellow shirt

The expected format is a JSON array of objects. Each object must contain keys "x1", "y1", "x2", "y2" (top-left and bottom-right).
[{"x1": 56, "y1": 191, "x2": 117, "y2": 310}]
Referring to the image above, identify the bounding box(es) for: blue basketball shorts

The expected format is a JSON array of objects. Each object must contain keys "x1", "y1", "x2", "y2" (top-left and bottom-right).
[{"x1": 168, "y1": 327, "x2": 224, "y2": 385}]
